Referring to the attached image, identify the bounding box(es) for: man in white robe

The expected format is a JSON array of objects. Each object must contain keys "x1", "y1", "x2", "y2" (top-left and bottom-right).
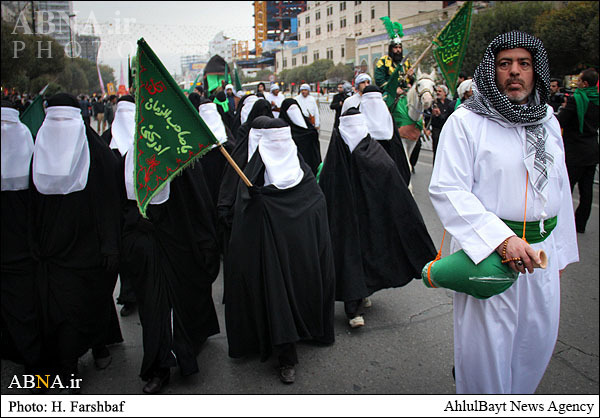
[
  {"x1": 429, "y1": 31, "x2": 578, "y2": 394},
  {"x1": 266, "y1": 83, "x2": 285, "y2": 118},
  {"x1": 341, "y1": 73, "x2": 371, "y2": 115},
  {"x1": 295, "y1": 84, "x2": 320, "y2": 130}
]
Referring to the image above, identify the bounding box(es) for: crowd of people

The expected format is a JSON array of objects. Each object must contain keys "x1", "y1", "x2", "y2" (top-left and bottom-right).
[{"x1": 1, "y1": 29, "x2": 596, "y2": 396}]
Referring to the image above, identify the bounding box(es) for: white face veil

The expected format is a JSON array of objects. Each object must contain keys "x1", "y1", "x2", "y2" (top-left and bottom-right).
[
  {"x1": 247, "y1": 127, "x2": 262, "y2": 162},
  {"x1": 109, "y1": 101, "x2": 136, "y2": 156},
  {"x1": 338, "y1": 112, "x2": 369, "y2": 153},
  {"x1": 124, "y1": 143, "x2": 170, "y2": 205},
  {"x1": 240, "y1": 95, "x2": 259, "y2": 125},
  {"x1": 32, "y1": 106, "x2": 90, "y2": 195},
  {"x1": 286, "y1": 104, "x2": 308, "y2": 129},
  {"x1": 360, "y1": 91, "x2": 393, "y2": 140},
  {"x1": 258, "y1": 126, "x2": 304, "y2": 190},
  {"x1": 1, "y1": 107, "x2": 35, "y2": 191},
  {"x1": 199, "y1": 102, "x2": 228, "y2": 145}
]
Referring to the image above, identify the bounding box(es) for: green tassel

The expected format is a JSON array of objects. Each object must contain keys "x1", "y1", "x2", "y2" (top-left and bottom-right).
[{"x1": 380, "y1": 16, "x2": 404, "y2": 40}]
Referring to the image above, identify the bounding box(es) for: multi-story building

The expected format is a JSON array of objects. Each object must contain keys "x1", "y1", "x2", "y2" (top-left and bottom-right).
[
  {"x1": 276, "y1": 1, "x2": 443, "y2": 73},
  {"x1": 253, "y1": 1, "x2": 306, "y2": 56},
  {"x1": 180, "y1": 54, "x2": 210, "y2": 76},
  {"x1": 209, "y1": 31, "x2": 234, "y2": 63},
  {"x1": 76, "y1": 33, "x2": 100, "y2": 63}
]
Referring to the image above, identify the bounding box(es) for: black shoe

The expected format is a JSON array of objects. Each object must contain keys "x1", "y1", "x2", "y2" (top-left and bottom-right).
[
  {"x1": 279, "y1": 365, "x2": 295, "y2": 384},
  {"x1": 143, "y1": 371, "x2": 170, "y2": 394},
  {"x1": 120, "y1": 303, "x2": 136, "y2": 317}
]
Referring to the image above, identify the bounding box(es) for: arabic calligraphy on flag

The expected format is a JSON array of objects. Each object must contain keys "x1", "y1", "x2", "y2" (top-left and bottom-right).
[
  {"x1": 134, "y1": 38, "x2": 220, "y2": 218},
  {"x1": 432, "y1": 1, "x2": 473, "y2": 93}
]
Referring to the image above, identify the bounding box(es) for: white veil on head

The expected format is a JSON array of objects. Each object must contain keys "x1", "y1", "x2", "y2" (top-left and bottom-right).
[
  {"x1": 338, "y1": 110, "x2": 369, "y2": 153},
  {"x1": 1, "y1": 107, "x2": 35, "y2": 191},
  {"x1": 199, "y1": 101, "x2": 228, "y2": 145},
  {"x1": 109, "y1": 101, "x2": 136, "y2": 156},
  {"x1": 360, "y1": 91, "x2": 393, "y2": 140},
  {"x1": 32, "y1": 106, "x2": 90, "y2": 195},
  {"x1": 258, "y1": 124, "x2": 303, "y2": 190},
  {"x1": 286, "y1": 103, "x2": 308, "y2": 129}
]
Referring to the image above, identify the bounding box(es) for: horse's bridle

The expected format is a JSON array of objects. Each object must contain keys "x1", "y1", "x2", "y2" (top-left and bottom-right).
[{"x1": 415, "y1": 76, "x2": 435, "y2": 99}]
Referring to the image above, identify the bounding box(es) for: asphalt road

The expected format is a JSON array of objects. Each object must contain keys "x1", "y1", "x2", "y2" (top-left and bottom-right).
[{"x1": 1, "y1": 112, "x2": 598, "y2": 396}]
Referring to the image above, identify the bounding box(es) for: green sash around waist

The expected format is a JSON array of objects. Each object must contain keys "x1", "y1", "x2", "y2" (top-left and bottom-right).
[{"x1": 501, "y1": 216, "x2": 557, "y2": 244}]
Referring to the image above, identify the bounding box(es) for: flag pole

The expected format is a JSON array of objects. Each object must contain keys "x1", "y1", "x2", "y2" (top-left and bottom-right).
[{"x1": 218, "y1": 145, "x2": 253, "y2": 187}]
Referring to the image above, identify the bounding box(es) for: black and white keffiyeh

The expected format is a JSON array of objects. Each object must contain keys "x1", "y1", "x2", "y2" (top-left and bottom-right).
[{"x1": 463, "y1": 31, "x2": 554, "y2": 201}]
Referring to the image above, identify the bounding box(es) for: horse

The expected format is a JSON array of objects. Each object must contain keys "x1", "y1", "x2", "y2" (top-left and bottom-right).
[{"x1": 394, "y1": 68, "x2": 436, "y2": 190}]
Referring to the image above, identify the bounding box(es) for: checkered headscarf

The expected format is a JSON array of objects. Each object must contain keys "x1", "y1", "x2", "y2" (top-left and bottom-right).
[{"x1": 463, "y1": 31, "x2": 554, "y2": 201}]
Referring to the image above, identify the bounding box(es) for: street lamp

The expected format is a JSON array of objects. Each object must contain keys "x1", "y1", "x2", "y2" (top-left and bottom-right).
[{"x1": 68, "y1": 13, "x2": 76, "y2": 60}]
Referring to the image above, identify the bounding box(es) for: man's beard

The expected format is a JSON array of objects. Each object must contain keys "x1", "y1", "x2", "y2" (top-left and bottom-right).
[{"x1": 392, "y1": 52, "x2": 403, "y2": 63}]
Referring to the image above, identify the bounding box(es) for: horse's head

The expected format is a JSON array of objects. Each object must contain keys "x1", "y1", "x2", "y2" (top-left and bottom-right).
[{"x1": 414, "y1": 68, "x2": 437, "y2": 110}]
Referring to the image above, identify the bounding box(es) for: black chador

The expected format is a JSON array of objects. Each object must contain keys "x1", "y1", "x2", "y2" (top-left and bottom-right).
[
  {"x1": 119, "y1": 147, "x2": 220, "y2": 394},
  {"x1": 278, "y1": 98, "x2": 322, "y2": 174},
  {"x1": 225, "y1": 117, "x2": 335, "y2": 384},
  {"x1": 28, "y1": 93, "x2": 123, "y2": 387},
  {"x1": 101, "y1": 95, "x2": 138, "y2": 316},
  {"x1": 1, "y1": 101, "x2": 41, "y2": 374},
  {"x1": 358, "y1": 85, "x2": 411, "y2": 185},
  {"x1": 217, "y1": 99, "x2": 273, "y2": 256},
  {"x1": 230, "y1": 93, "x2": 255, "y2": 139},
  {"x1": 319, "y1": 109, "x2": 436, "y2": 327}
]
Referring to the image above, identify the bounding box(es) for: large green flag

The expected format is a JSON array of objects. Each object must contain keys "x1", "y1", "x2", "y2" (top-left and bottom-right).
[
  {"x1": 20, "y1": 85, "x2": 48, "y2": 139},
  {"x1": 432, "y1": 1, "x2": 473, "y2": 93},
  {"x1": 134, "y1": 38, "x2": 220, "y2": 218}
]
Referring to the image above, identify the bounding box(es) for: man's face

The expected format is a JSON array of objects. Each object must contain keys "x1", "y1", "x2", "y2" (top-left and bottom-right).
[
  {"x1": 301, "y1": 89, "x2": 309, "y2": 97},
  {"x1": 226, "y1": 88, "x2": 233, "y2": 95},
  {"x1": 337, "y1": 84, "x2": 344, "y2": 94},
  {"x1": 464, "y1": 88, "x2": 473, "y2": 100},
  {"x1": 576, "y1": 73, "x2": 588, "y2": 89},
  {"x1": 392, "y1": 45, "x2": 402, "y2": 56},
  {"x1": 495, "y1": 48, "x2": 534, "y2": 105},
  {"x1": 436, "y1": 87, "x2": 446, "y2": 100},
  {"x1": 549, "y1": 81, "x2": 559, "y2": 94},
  {"x1": 258, "y1": 85, "x2": 265, "y2": 92},
  {"x1": 273, "y1": 89, "x2": 280, "y2": 95},
  {"x1": 358, "y1": 80, "x2": 370, "y2": 93}
]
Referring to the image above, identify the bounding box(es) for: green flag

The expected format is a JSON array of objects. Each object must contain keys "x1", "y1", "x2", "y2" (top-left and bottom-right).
[
  {"x1": 432, "y1": 1, "x2": 473, "y2": 93},
  {"x1": 234, "y1": 65, "x2": 243, "y2": 92},
  {"x1": 20, "y1": 85, "x2": 48, "y2": 139},
  {"x1": 187, "y1": 71, "x2": 203, "y2": 93},
  {"x1": 134, "y1": 38, "x2": 220, "y2": 218}
]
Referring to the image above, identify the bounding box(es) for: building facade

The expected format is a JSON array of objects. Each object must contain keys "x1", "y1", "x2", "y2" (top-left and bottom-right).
[
  {"x1": 209, "y1": 31, "x2": 234, "y2": 63},
  {"x1": 254, "y1": 1, "x2": 306, "y2": 56},
  {"x1": 276, "y1": 1, "x2": 443, "y2": 72}
]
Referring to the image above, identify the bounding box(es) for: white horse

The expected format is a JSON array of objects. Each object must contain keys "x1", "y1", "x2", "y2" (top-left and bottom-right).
[{"x1": 396, "y1": 68, "x2": 436, "y2": 191}]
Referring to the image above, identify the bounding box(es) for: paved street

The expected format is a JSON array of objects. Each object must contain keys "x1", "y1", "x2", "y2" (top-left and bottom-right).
[{"x1": 2, "y1": 106, "x2": 598, "y2": 396}]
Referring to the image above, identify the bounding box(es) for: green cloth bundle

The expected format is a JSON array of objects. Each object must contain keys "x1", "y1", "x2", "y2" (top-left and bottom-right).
[
  {"x1": 422, "y1": 216, "x2": 556, "y2": 299},
  {"x1": 573, "y1": 87, "x2": 599, "y2": 133}
]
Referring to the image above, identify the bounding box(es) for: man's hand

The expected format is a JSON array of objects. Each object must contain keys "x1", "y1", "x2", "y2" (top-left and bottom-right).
[
  {"x1": 396, "y1": 87, "x2": 404, "y2": 96},
  {"x1": 432, "y1": 107, "x2": 441, "y2": 117},
  {"x1": 496, "y1": 236, "x2": 542, "y2": 274}
]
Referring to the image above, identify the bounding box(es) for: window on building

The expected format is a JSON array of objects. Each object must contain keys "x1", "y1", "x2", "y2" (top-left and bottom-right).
[
  {"x1": 316, "y1": 26, "x2": 321, "y2": 36},
  {"x1": 327, "y1": 5, "x2": 333, "y2": 16},
  {"x1": 340, "y1": 17, "x2": 346, "y2": 28},
  {"x1": 305, "y1": 16, "x2": 310, "y2": 24},
  {"x1": 340, "y1": 2, "x2": 346, "y2": 11},
  {"x1": 355, "y1": 12, "x2": 362, "y2": 24},
  {"x1": 314, "y1": 50, "x2": 320, "y2": 61},
  {"x1": 371, "y1": 8, "x2": 375, "y2": 19},
  {"x1": 302, "y1": 55, "x2": 308, "y2": 64},
  {"x1": 298, "y1": 33, "x2": 301, "y2": 40},
  {"x1": 306, "y1": 30, "x2": 310, "y2": 39},
  {"x1": 341, "y1": 45, "x2": 345, "y2": 58},
  {"x1": 283, "y1": 58, "x2": 287, "y2": 68},
  {"x1": 371, "y1": 27, "x2": 375, "y2": 32},
  {"x1": 292, "y1": 57, "x2": 296, "y2": 66},
  {"x1": 315, "y1": 10, "x2": 320, "y2": 20},
  {"x1": 327, "y1": 21, "x2": 333, "y2": 32},
  {"x1": 326, "y1": 48, "x2": 334, "y2": 60},
  {"x1": 354, "y1": 0, "x2": 362, "y2": 5}
]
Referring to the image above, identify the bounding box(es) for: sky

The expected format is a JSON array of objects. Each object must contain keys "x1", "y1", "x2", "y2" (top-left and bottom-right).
[{"x1": 71, "y1": 1, "x2": 255, "y2": 77}]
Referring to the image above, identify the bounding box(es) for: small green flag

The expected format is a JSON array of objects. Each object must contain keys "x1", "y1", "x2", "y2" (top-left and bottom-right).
[
  {"x1": 432, "y1": 1, "x2": 473, "y2": 93},
  {"x1": 187, "y1": 71, "x2": 203, "y2": 94},
  {"x1": 234, "y1": 65, "x2": 243, "y2": 92},
  {"x1": 20, "y1": 85, "x2": 48, "y2": 139},
  {"x1": 134, "y1": 38, "x2": 220, "y2": 218}
]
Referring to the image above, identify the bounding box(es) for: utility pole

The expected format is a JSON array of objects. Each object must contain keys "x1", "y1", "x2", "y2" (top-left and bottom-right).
[{"x1": 31, "y1": 0, "x2": 36, "y2": 34}]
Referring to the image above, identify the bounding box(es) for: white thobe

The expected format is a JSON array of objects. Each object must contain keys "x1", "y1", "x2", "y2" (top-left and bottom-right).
[
  {"x1": 429, "y1": 105, "x2": 579, "y2": 394},
  {"x1": 294, "y1": 94, "x2": 320, "y2": 128},
  {"x1": 266, "y1": 92, "x2": 285, "y2": 118}
]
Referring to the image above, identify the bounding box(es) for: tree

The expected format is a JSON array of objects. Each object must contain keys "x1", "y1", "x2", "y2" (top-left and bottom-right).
[
  {"x1": 306, "y1": 59, "x2": 334, "y2": 83},
  {"x1": 534, "y1": 1, "x2": 599, "y2": 77},
  {"x1": 325, "y1": 62, "x2": 354, "y2": 82}
]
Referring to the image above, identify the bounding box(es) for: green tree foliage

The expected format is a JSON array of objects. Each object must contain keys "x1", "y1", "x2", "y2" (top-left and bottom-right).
[
  {"x1": 2, "y1": 17, "x2": 115, "y2": 96},
  {"x1": 307, "y1": 59, "x2": 334, "y2": 83},
  {"x1": 461, "y1": 2, "x2": 553, "y2": 77},
  {"x1": 534, "y1": 1, "x2": 599, "y2": 76},
  {"x1": 325, "y1": 62, "x2": 355, "y2": 82}
]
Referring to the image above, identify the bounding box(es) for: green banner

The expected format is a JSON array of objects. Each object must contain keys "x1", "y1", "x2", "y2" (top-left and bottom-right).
[
  {"x1": 20, "y1": 91, "x2": 46, "y2": 139},
  {"x1": 432, "y1": 1, "x2": 473, "y2": 93},
  {"x1": 134, "y1": 38, "x2": 219, "y2": 218},
  {"x1": 234, "y1": 65, "x2": 243, "y2": 92}
]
